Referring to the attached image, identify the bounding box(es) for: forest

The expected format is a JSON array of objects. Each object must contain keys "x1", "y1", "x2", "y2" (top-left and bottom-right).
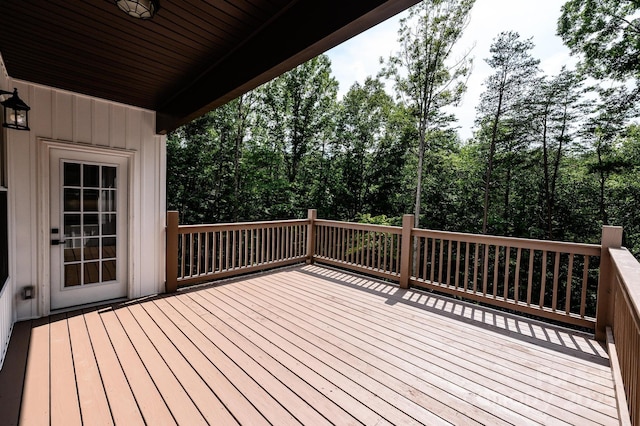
[{"x1": 167, "y1": 0, "x2": 640, "y2": 258}]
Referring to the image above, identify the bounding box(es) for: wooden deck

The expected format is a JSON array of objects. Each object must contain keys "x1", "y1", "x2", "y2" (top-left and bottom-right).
[{"x1": 0, "y1": 264, "x2": 619, "y2": 425}]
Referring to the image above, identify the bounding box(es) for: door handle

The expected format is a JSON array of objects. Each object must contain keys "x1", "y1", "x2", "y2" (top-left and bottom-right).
[{"x1": 51, "y1": 239, "x2": 66, "y2": 246}]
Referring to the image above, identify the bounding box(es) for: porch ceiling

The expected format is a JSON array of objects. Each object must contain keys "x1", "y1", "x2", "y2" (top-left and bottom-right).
[{"x1": 0, "y1": 0, "x2": 419, "y2": 134}]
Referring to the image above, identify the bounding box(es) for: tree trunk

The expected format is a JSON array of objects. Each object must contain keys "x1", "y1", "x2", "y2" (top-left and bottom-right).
[
  {"x1": 597, "y1": 143, "x2": 608, "y2": 224},
  {"x1": 503, "y1": 161, "x2": 512, "y2": 234},
  {"x1": 541, "y1": 105, "x2": 552, "y2": 239},
  {"x1": 233, "y1": 96, "x2": 244, "y2": 222},
  {"x1": 482, "y1": 88, "x2": 504, "y2": 234}
]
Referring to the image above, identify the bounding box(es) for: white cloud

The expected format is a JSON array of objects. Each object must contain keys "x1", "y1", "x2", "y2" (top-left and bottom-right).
[{"x1": 327, "y1": 0, "x2": 579, "y2": 140}]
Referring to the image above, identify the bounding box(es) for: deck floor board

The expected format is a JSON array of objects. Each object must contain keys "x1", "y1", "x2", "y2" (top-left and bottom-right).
[
  {"x1": 0, "y1": 265, "x2": 620, "y2": 425},
  {"x1": 266, "y1": 271, "x2": 618, "y2": 411}
]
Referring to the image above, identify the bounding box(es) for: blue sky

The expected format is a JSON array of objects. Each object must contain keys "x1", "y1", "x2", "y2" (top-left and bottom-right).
[{"x1": 326, "y1": 0, "x2": 577, "y2": 140}]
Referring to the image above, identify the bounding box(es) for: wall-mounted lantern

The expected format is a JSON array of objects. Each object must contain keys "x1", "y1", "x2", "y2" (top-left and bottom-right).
[
  {"x1": 116, "y1": 0, "x2": 160, "y2": 19},
  {"x1": 0, "y1": 88, "x2": 30, "y2": 131}
]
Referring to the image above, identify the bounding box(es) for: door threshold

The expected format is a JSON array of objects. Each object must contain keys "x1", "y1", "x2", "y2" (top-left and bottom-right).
[{"x1": 50, "y1": 297, "x2": 128, "y2": 315}]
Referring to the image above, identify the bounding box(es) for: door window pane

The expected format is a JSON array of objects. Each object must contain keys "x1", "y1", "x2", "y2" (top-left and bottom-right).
[
  {"x1": 83, "y1": 189, "x2": 99, "y2": 211},
  {"x1": 84, "y1": 262, "x2": 100, "y2": 284},
  {"x1": 84, "y1": 238, "x2": 100, "y2": 260},
  {"x1": 103, "y1": 237, "x2": 116, "y2": 259},
  {"x1": 101, "y1": 190, "x2": 116, "y2": 212},
  {"x1": 84, "y1": 214, "x2": 99, "y2": 236},
  {"x1": 64, "y1": 264, "x2": 81, "y2": 287},
  {"x1": 64, "y1": 214, "x2": 81, "y2": 238},
  {"x1": 102, "y1": 166, "x2": 117, "y2": 188},
  {"x1": 64, "y1": 239, "x2": 82, "y2": 262},
  {"x1": 102, "y1": 260, "x2": 116, "y2": 281},
  {"x1": 64, "y1": 189, "x2": 81, "y2": 212},
  {"x1": 64, "y1": 163, "x2": 81, "y2": 186},
  {"x1": 101, "y1": 214, "x2": 116, "y2": 236},
  {"x1": 83, "y1": 164, "x2": 99, "y2": 187}
]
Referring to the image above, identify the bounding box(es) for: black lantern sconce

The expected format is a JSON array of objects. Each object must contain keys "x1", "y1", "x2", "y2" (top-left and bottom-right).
[
  {"x1": 0, "y1": 88, "x2": 30, "y2": 131},
  {"x1": 116, "y1": 0, "x2": 160, "y2": 19}
]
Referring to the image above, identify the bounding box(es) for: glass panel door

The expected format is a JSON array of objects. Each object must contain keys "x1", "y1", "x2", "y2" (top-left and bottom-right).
[{"x1": 62, "y1": 162, "x2": 119, "y2": 287}]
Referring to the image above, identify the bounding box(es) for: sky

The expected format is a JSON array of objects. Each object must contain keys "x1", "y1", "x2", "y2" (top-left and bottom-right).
[{"x1": 326, "y1": 0, "x2": 578, "y2": 140}]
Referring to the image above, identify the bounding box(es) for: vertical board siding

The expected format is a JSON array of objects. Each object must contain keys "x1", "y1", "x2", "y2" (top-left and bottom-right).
[
  {"x1": 0, "y1": 282, "x2": 12, "y2": 369},
  {"x1": 7, "y1": 80, "x2": 166, "y2": 320}
]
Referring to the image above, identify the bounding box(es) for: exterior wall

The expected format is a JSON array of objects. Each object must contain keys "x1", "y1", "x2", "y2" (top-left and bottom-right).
[
  {"x1": 0, "y1": 53, "x2": 13, "y2": 368},
  {"x1": 5, "y1": 78, "x2": 166, "y2": 321}
]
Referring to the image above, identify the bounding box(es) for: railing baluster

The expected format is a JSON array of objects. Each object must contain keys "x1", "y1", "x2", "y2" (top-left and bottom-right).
[
  {"x1": 527, "y1": 249, "x2": 534, "y2": 305},
  {"x1": 329, "y1": 226, "x2": 338, "y2": 259},
  {"x1": 243, "y1": 229, "x2": 248, "y2": 267},
  {"x1": 482, "y1": 244, "x2": 489, "y2": 296},
  {"x1": 383, "y1": 232, "x2": 388, "y2": 273},
  {"x1": 514, "y1": 248, "x2": 521, "y2": 303},
  {"x1": 422, "y1": 237, "x2": 429, "y2": 281},
  {"x1": 493, "y1": 245, "x2": 500, "y2": 298},
  {"x1": 464, "y1": 242, "x2": 470, "y2": 292},
  {"x1": 472, "y1": 243, "x2": 479, "y2": 293},
  {"x1": 552, "y1": 251, "x2": 560, "y2": 311},
  {"x1": 503, "y1": 246, "x2": 510, "y2": 300},
  {"x1": 200, "y1": 232, "x2": 205, "y2": 275},
  {"x1": 204, "y1": 231, "x2": 209, "y2": 274},
  {"x1": 446, "y1": 239, "x2": 452, "y2": 286},
  {"x1": 430, "y1": 238, "x2": 436, "y2": 283},
  {"x1": 539, "y1": 250, "x2": 548, "y2": 308},
  {"x1": 580, "y1": 255, "x2": 589, "y2": 317},
  {"x1": 232, "y1": 230, "x2": 237, "y2": 270},
  {"x1": 454, "y1": 241, "x2": 461, "y2": 289},
  {"x1": 365, "y1": 231, "x2": 370, "y2": 269},
  {"x1": 566, "y1": 253, "x2": 574, "y2": 314},
  {"x1": 180, "y1": 232, "x2": 186, "y2": 278},
  {"x1": 395, "y1": 233, "x2": 401, "y2": 274}
]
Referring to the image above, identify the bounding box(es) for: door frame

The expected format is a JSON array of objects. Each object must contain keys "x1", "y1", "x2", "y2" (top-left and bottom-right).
[{"x1": 38, "y1": 139, "x2": 136, "y2": 316}]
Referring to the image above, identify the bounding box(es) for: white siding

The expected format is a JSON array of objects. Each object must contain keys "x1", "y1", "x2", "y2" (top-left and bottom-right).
[
  {"x1": 0, "y1": 53, "x2": 14, "y2": 368},
  {"x1": 5, "y1": 79, "x2": 166, "y2": 321},
  {"x1": 0, "y1": 283, "x2": 12, "y2": 370}
]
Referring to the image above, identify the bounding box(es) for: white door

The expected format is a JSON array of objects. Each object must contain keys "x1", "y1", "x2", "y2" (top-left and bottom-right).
[{"x1": 50, "y1": 149, "x2": 128, "y2": 310}]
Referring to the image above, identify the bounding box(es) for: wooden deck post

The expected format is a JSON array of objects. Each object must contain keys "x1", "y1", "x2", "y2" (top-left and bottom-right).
[
  {"x1": 306, "y1": 209, "x2": 317, "y2": 264},
  {"x1": 399, "y1": 214, "x2": 414, "y2": 289},
  {"x1": 595, "y1": 225, "x2": 623, "y2": 341},
  {"x1": 166, "y1": 211, "x2": 179, "y2": 293}
]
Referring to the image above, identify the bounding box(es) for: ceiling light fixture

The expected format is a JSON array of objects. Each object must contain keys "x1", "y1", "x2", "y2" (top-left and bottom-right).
[{"x1": 115, "y1": 0, "x2": 160, "y2": 20}]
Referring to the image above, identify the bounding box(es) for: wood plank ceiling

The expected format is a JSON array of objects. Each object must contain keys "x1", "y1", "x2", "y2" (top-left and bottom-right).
[{"x1": 0, "y1": 0, "x2": 420, "y2": 134}]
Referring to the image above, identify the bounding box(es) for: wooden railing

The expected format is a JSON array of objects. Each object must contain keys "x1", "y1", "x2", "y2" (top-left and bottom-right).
[
  {"x1": 167, "y1": 210, "x2": 609, "y2": 330},
  {"x1": 408, "y1": 228, "x2": 601, "y2": 328},
  {"x1": 166, "y1": 212, "x2": 308, "y2": 290},
  {"x1": 314, "y1": 219, "x2": 403, "y2": 281},
  {"x1": 609, "y1": 247, "x2": 640, "y2": 425},
  {"x1": 313, "y1": 214, "x2": 604, "y2": 329}
]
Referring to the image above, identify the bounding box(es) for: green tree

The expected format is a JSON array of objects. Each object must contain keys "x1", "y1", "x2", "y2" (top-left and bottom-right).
[
  {"x1": 254, "y1": 55, "x2": 338, "y2": 217},
  {"x1": 558, "y1": 0, "x2": 640, "y2": 82},
  {"x1": 332, "y1": 77, "x2": 396, "y2": 219},
  {"x1": 476, "y1": 31, "x2": 539, "y2": 234},
  {"x1": 526, "y1": 68, "x2": 584, "y2": 238},
  {"x1": 381, "y1": 0, "x2": 475, "y2": 229}
]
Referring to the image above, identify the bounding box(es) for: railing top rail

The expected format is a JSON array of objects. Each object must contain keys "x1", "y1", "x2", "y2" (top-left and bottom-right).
[
  {"x1": 178, "y1": 218, "x2": 309, "y2": 233},
  {"x1": 610, "y1": 247, "x2": 640, "y2": 328},
  {"x1": 315, "y1": 219, "x2": 402, "y2": 234},
  {"x1": 412, "y1": 228, "x2": 602, "y2": 256}
]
